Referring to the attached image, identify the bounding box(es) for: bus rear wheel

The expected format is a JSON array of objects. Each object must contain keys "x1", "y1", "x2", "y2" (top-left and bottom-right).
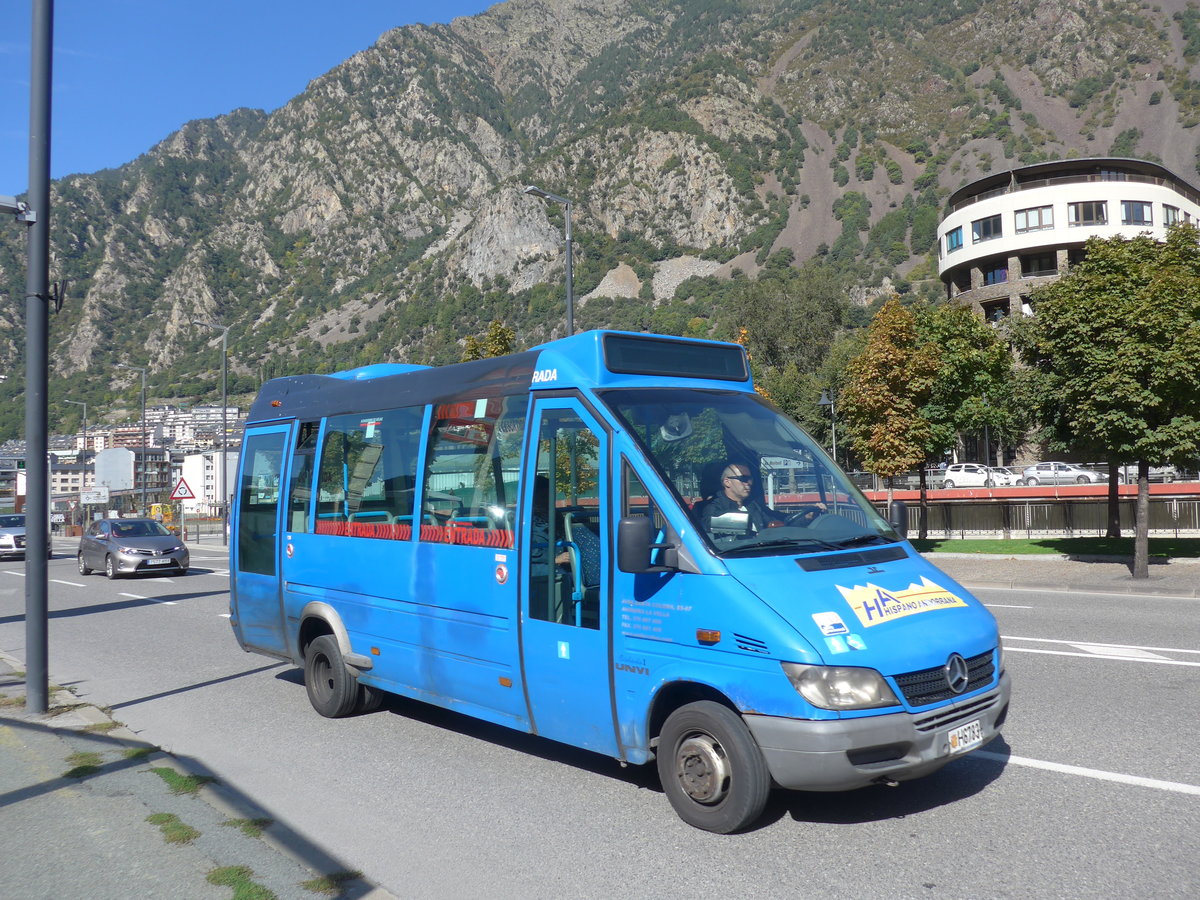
[
  {"x1": 657, "y1": 701, "x2": 770, "y2": 833},
  {"x1": 304, "y1": 634, "x2": 360, "y2": 718}
]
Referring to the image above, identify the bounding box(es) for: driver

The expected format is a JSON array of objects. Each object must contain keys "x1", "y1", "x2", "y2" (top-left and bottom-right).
[{"x1": 695, "y1": 463, "x2": 785, "y2": 538}]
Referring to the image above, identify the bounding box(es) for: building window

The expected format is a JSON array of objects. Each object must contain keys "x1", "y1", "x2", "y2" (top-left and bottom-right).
[
  {"x1": 1068, "y1": 201, "x2": 1107, "y2": 227},
  {"x1": 1015, "y1": 205, "x2": 1053, "y2": 233},
  {"x1": 972, "y1": 215, "x2": 1002, "y2": 243},
  {"x1": 1020, "y1": 252, "x2": 1057, "y2": 277},
  {"x1": 983, "y1": 262, "x2": 1007, "y2": 285},
  {"x1": 1164, "y1": 204, "x2": 1181, "y2": 226},
  {"x1": 1121, "y1": 200, "x2": 1152, "y2": 226},
  {"x1": 945, "y1": 226, "x2": 963, "y2": 253}
]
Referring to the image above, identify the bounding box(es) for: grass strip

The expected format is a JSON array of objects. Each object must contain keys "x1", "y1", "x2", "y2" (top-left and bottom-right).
[
  {"x1": 150, "y1": 766, "x2": 218, "y2": 794},
  {"x1": 911, "y1": 536, "x2": 1200, "y2": 557},
  {"x1": 301, "y1": 871, "x2": 363, "y2": 896},
  {"x1": 207, "y1": 865, "x2": 278, "y2": 900},
  {"x1": 146, "y1": 812, "x2": 200, "y2": 844}
]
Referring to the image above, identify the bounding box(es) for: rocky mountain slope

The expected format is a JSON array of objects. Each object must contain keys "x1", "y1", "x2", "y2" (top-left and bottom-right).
[{"x1": 3, "y1": 0, "x2": 1200, "y2": 439}]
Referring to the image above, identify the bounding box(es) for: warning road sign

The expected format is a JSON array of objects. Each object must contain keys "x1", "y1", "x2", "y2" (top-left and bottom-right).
[{"x1": 170, "y1": 478, "x2": 196, "y2": 500}]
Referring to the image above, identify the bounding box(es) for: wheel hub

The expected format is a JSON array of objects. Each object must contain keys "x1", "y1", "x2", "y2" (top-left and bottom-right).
[{"x1": 675, "y1": 733, "x2": 731, "y2": 805}]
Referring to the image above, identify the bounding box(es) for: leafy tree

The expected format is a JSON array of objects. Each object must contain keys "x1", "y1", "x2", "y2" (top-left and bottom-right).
[
  {"x1": 461, "y1": 320, "x2": 517, "y2": 361},
  {"x1": 840, "y1": 298, "x2": 939, "y2": 510},
  {"x1": 1016, "y1": 226, "x2": 1200, "y2": 577}
]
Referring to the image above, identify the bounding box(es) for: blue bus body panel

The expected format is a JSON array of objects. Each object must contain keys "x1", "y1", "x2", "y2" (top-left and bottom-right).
[{"x1": 280, "y1": 532, "x2": 527, "y2": 729}]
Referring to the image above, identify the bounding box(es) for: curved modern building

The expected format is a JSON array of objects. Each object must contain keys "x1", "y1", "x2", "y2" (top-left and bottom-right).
[{"x1": 938, "y1": 158, "x2": 1200, "y2": 319}]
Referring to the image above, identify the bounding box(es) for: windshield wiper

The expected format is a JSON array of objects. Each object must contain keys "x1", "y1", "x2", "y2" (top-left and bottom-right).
[
  {"x1": 832, "y1": 534, "x2": 900, "y2": 549},
  {"x1": 722, "y1": 537, "x2": 841, "y2": 557}
]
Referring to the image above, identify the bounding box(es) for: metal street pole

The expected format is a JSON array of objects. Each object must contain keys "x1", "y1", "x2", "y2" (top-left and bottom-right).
[
  {"x1": 193, "y1": 320, "x2": 230, "y2": 545},
  {"x1": 64, "y1": 399, "x2": 86, "y2": 528},
  {"x1": 21, "y1": 0, "x2": 54, "y2": 714},
  {"x1": 819, "y1": 390, "x2": 837, "y2": 467},
  {"x1": 116, "y1": 363, "x2": 147, "y2": 514},
  {"x1": 523, "y1": 185, "x2": 574, "y2": 335}
]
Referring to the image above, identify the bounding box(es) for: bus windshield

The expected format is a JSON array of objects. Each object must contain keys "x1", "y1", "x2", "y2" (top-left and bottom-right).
[{"x1": 602, "y1": 388, "x2": 897, "y2": 556}]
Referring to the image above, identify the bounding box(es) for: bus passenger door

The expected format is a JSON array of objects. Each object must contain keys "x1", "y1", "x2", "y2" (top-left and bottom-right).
[
  {"x1": 520, "y1": 400, "x2": 617, "y2": 756},
  {"x1": 231, "y1": 424, "x2": 291, "y2": 656}
]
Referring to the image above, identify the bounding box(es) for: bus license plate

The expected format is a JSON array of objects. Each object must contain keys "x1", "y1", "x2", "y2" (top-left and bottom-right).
[
  {"x1": 146, "y1": 558, "x2": 172, "y2": 566},
  {"x1": 947, "y1": 719, "x2": 983, "y2": 754}
]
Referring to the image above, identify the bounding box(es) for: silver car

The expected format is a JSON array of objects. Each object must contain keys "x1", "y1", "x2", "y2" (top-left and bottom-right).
[
  {"x1": 78, "y1": 517, "x2": 189, "y2": 578},
  {"x1": 1021, "y1": 462, "x2": 1107, "y2": 486},
  {"x1": 0, "y1": 513, "x2": 52, "y2": 559}
]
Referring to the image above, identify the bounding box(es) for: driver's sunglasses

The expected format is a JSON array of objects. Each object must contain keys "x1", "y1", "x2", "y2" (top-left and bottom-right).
[{"x1": 727, "y1": 473, "x2": 753, "y2": 483}]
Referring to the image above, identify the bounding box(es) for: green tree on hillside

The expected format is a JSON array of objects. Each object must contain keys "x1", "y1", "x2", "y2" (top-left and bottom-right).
[{"x1": 1016, "y1": 225, "x2": 1200, "y2": 577}]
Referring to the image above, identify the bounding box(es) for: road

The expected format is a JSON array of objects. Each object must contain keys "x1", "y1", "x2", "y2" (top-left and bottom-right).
[{"x1": 2, "y1": 549, "x2": 1198, "y2": 898}]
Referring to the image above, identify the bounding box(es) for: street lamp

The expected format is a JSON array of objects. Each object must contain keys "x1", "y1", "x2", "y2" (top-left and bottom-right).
[
  {"x1": 193, "y1": 320, "x2": 230, "y2": 545},
  {"x1": 115, "y1": 363, "x2": 147, "y2": 514},
  {"x1": 523, "y1": 184, "x2": 574, "y2": 335},
  {"x1": 818, "y1": 390, "x2": 838, "y2": 467},
  {"x1": 63, "y1": 399, "x2": 87, "y2": 528}
]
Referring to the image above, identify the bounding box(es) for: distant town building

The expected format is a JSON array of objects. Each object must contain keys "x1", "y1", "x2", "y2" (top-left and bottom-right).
[{"x1": 938, "y1": 158, "x2": 1200, "y2": 321}]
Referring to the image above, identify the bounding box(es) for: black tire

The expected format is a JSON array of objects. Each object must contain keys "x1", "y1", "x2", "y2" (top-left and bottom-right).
[
  {"x1": 356, "y1": 683, "x2": 385, "y2": 714},
  {"x1": 77, "y1": 554, "x2": 92, "y2": 576},
  {"x1": 657, "y1": 701, "x2": 770, "y2": 833},
  {"x1": 1026, "y1": 477, "x2": 1039, "y2": 487},
  {"x1": 1075, "y1": 475, "x2": 1089, "y2": 484},
  {"x1": 942, "y1": 479, "x2": 955, "y2": 489},
  {"x1": 104, "y1": 555, "x2": 119, "y2": 579},
  {"x1": 984, "y1": 479, "x2": 994, "y2": 488},
  {"x1": 304, "y1": 634, "x2": 359, "y2": 718}
]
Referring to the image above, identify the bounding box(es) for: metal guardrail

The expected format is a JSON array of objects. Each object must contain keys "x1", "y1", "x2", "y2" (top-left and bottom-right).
[{"x1": 897, "y1": 497, "x2": 1200, "y2": 538}]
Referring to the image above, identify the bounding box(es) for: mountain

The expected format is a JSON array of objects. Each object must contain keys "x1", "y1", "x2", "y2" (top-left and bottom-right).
[{"x1": 3, "y1": 0, "x2": 1200, "y2": 441}]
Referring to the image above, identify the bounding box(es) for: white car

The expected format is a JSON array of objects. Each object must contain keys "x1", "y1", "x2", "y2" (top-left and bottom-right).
[
  {"x1": 1022, "y1": 462, "x2": 1107, "y2": 486},
  {"x1": 941, "y1": 463, "x2": 1015, "y2": 489},
  {"x1": 0, "y1": 513, "x2": 53, "y2": 559}
]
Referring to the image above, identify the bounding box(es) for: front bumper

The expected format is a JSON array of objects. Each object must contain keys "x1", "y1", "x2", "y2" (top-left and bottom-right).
[
  {"x1": 112, "y1": 551, "x2": 190, "y2": 574},
  {"x1": 745, "y1": 670, "x2": 1011, "y2": 791}
]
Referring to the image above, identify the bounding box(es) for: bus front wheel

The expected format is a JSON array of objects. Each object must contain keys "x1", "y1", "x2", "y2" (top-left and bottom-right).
[
  {"x1": 657, "y1": 701, "x2": 770, "y2": 833},
  {"x1": 304, "y1": 635, "x2": 360, "y2": 718}
]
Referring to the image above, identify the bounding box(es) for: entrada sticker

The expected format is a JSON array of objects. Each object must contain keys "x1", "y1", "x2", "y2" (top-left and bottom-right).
[
  {"x1": 812, "y1": 612, "x2": 849, "y2": 636},
  {"x1": 835, "y1": 576, "x2": 968, "y2": 628}
]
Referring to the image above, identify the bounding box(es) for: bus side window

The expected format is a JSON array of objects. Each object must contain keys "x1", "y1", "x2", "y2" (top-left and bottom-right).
[
  {"x1": 287, "y1": 422, "x2": 320, "y2": 533},
  {"x1": 314, "y1": 407, "x2": 423, "y2": 538},
  {"x1": 420, "y1": 394, "x2": 526, "y2": 547}
]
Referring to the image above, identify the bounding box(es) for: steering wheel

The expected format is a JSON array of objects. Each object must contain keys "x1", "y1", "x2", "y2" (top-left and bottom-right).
[{"x1": 785, "y1": 505, "x2": 825, "y2": 527}]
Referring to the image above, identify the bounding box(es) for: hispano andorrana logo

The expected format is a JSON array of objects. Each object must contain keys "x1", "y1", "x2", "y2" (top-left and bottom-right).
[{"x1": 835, "y1": 576, "x2": 968, "y2": 628}]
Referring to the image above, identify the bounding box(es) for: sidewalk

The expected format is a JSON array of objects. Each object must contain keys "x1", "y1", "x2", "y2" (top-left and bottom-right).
[
  {"x1": 925, "y1": 552, "x2": 1200, "y2": 597},
  {"x1": 0, "y1": 650, "x2": 394, "y2": 900}
]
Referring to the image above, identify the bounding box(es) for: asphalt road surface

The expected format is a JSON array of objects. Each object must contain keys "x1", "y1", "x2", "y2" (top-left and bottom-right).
[{"x1": 2, "y1": 549, "x2": 1197, "y2": 899}]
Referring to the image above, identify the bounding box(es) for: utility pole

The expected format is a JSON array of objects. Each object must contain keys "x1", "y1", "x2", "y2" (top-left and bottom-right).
[{"x1": 17, "y1": 0, "x2": 54, "y2": 714}]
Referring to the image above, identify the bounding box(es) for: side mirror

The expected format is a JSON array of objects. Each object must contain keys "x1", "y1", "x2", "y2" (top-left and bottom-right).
[
  {"x1": 887, "y1": 500, "x2": 908, "y2": 540},
  {"x1": 618, "y1": 515, "x2": 655, "y2": 573}
]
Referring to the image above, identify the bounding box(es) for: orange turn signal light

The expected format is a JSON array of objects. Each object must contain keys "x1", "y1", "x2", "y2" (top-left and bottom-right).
[
  {"x1": 271, "y1": 400, "x2": 282, "y2": 407},
  {"x1": 696, "y1": 629, "x2": 721, "y2": 644}
]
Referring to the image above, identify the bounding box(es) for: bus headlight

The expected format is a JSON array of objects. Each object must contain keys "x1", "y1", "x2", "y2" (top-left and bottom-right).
[{"x1": 780, "y1": 662, "x2": 901, "y2": 710}]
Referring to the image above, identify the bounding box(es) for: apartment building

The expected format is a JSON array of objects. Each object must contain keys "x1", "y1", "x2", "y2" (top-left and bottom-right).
[{"x1": 938, "y1": 158, "x2": 1200, "y2": 320}]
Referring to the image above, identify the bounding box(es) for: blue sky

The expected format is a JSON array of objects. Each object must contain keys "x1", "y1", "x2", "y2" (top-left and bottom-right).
[{"x1": 1, "y1": 1, "x2": 498, "y2": 198}]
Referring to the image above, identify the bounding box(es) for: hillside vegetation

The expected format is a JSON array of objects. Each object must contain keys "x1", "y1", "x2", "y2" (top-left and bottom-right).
[{"x1": 3, "y1": 0, "x2": 1200, "y2": 440}]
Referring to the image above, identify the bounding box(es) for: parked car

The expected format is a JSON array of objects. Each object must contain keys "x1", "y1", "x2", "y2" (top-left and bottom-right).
[
  {"x1": 998, "y1": 466, "x2": 1028, "y2": 486},
  {"x1": 1021, "y1": 462, "x2": 1107, "y2": 486},
  {"x1": 940, "y1": 463, "x2": 1015, "y2": 488},
  {"x1": 77, "y1": 517, "x2": 189, "y2": 579},
  {"x1": 1115, "y1": 464, "x2": 1178, "y2": 484},
  {"x1": 0, "y1": 513, "x2": 53, "y2": 559}
]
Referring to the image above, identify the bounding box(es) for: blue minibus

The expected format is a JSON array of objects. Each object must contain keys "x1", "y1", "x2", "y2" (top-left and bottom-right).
[{"x1": 230, "y1": 330, "x2": 1010, "y2": 832}]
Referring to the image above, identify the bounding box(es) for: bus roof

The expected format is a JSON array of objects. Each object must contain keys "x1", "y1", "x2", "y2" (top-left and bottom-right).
[{"x1": 245, "y1": 331, "x2": 751, "y2": 424}]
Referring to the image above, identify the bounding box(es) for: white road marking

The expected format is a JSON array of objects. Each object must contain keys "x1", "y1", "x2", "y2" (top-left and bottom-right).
[
  {"x1": 975, "y1": 584, "x2": 1199, "y2": 602},
  {"x1": 50, "y1": 579, "x2": 85, "y2": 587},
  {"x1": 1004, "y1": 635, "x2": 1200, "y2": 655},
  {"x1": 4, "y1": 570, "x2": 26, "y2": 577},
  {"x1": 973, "y1": 750, "x2": 1200, "y2": 797},
  {"x1": 984, "y1": 603, "x2": 1034, "y2": 609},
  {"x1": 118, "y1": 592, "x2": 176, "y2": 605},
  {"x1": 1004, "y1": 647, "x2": 1200, "y2": 667}
]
